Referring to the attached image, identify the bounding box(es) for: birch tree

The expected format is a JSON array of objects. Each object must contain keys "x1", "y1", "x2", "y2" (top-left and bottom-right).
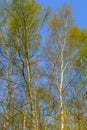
[
  {"x1": 3, "y1": 0, "x2": 46, "y2": 129},
  {"x1": 44, "y1": 6, "x2": 82, "y2": 130}
]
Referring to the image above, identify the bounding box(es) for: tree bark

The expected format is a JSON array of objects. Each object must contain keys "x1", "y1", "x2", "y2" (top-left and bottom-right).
[
  {"x1": 59, "y1": 88, "x2": 64, "y2": 130},
  {"x1": 23, "y1": 95, "x2": 28, "y2": 130},
  {"x1": 4, "y1": 67, "x2": 13, "y2": 130},
  {"x1": 59, "y1": 43, "x2": 65, "y2": 130},
  {"x1": 26, "y1": 60, "x2": 38, "y2": 130}
]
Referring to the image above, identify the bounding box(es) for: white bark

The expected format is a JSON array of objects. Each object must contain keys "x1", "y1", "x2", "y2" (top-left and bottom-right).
[
  {"x1": 4, "y1": 67, "x2": 13, "y2": 130},
  {"x1": 23, "y1": 96, "x2": 28, "y2": 130},
  {"x1": 59, "y1": 33, "x2": 67, "y2": 130},
  {"x1": 26, "y1": 59, "x2": 38, "y2": 130}
]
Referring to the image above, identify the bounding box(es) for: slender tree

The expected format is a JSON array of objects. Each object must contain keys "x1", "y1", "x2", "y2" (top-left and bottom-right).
[{"x1": 44, "y1": 5, "x2": 87, "y2": 130}]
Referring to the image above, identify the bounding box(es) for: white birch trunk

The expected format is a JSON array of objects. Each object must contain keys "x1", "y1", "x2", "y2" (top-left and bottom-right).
[
  {"x1": 26, "y1": 59, "x2": 38, "y2": 130},
  {"x1": 4, "y1": 67, "x2": 13, "y2": 130}
]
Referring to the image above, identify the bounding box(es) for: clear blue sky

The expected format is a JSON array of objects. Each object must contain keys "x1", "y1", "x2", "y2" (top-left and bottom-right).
[{"x1": 37, "y1": 0, "x2": 87, "y2": 28}]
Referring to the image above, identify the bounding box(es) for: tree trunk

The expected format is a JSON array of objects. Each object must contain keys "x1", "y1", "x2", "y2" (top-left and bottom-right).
[
  {"x1": 59, "y1": 46, "x2": 65, "y2": 130},
  {"x1": 59, "y1": 88, "x2": 64, "y2": 130},
  {"x1": 23, "y1": 95, "x2": 28, "y2": 130},
  {"x1": 4, "y1": 67, "x2": 13, "y2": 130},
  {"x1": 26, "y1": 60, "x2": 38, "y2": 130}
]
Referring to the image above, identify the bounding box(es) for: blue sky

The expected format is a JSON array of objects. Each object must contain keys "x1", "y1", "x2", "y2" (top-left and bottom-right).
[{"x1": 37, "y1": 0, "x2": 87, "y2": 27}]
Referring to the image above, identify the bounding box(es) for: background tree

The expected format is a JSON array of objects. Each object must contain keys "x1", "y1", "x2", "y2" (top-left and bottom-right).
[{"x1": 42, "y1": 5, "x2": 87, "y2": 130}]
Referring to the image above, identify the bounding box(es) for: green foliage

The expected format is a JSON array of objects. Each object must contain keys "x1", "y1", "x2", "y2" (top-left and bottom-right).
[
  {"x1": 68, "y1": 25, "x2": 81, "y2": 46},
  {"x1": 36, "y1": 87, "x2": 53, "y2": 102},
  {"x1": 7, "y1": 0, "x2": 42, "y2": 57},
  {"x1": 0, "y1": 1, "x2": 87, "y2": 130}
]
